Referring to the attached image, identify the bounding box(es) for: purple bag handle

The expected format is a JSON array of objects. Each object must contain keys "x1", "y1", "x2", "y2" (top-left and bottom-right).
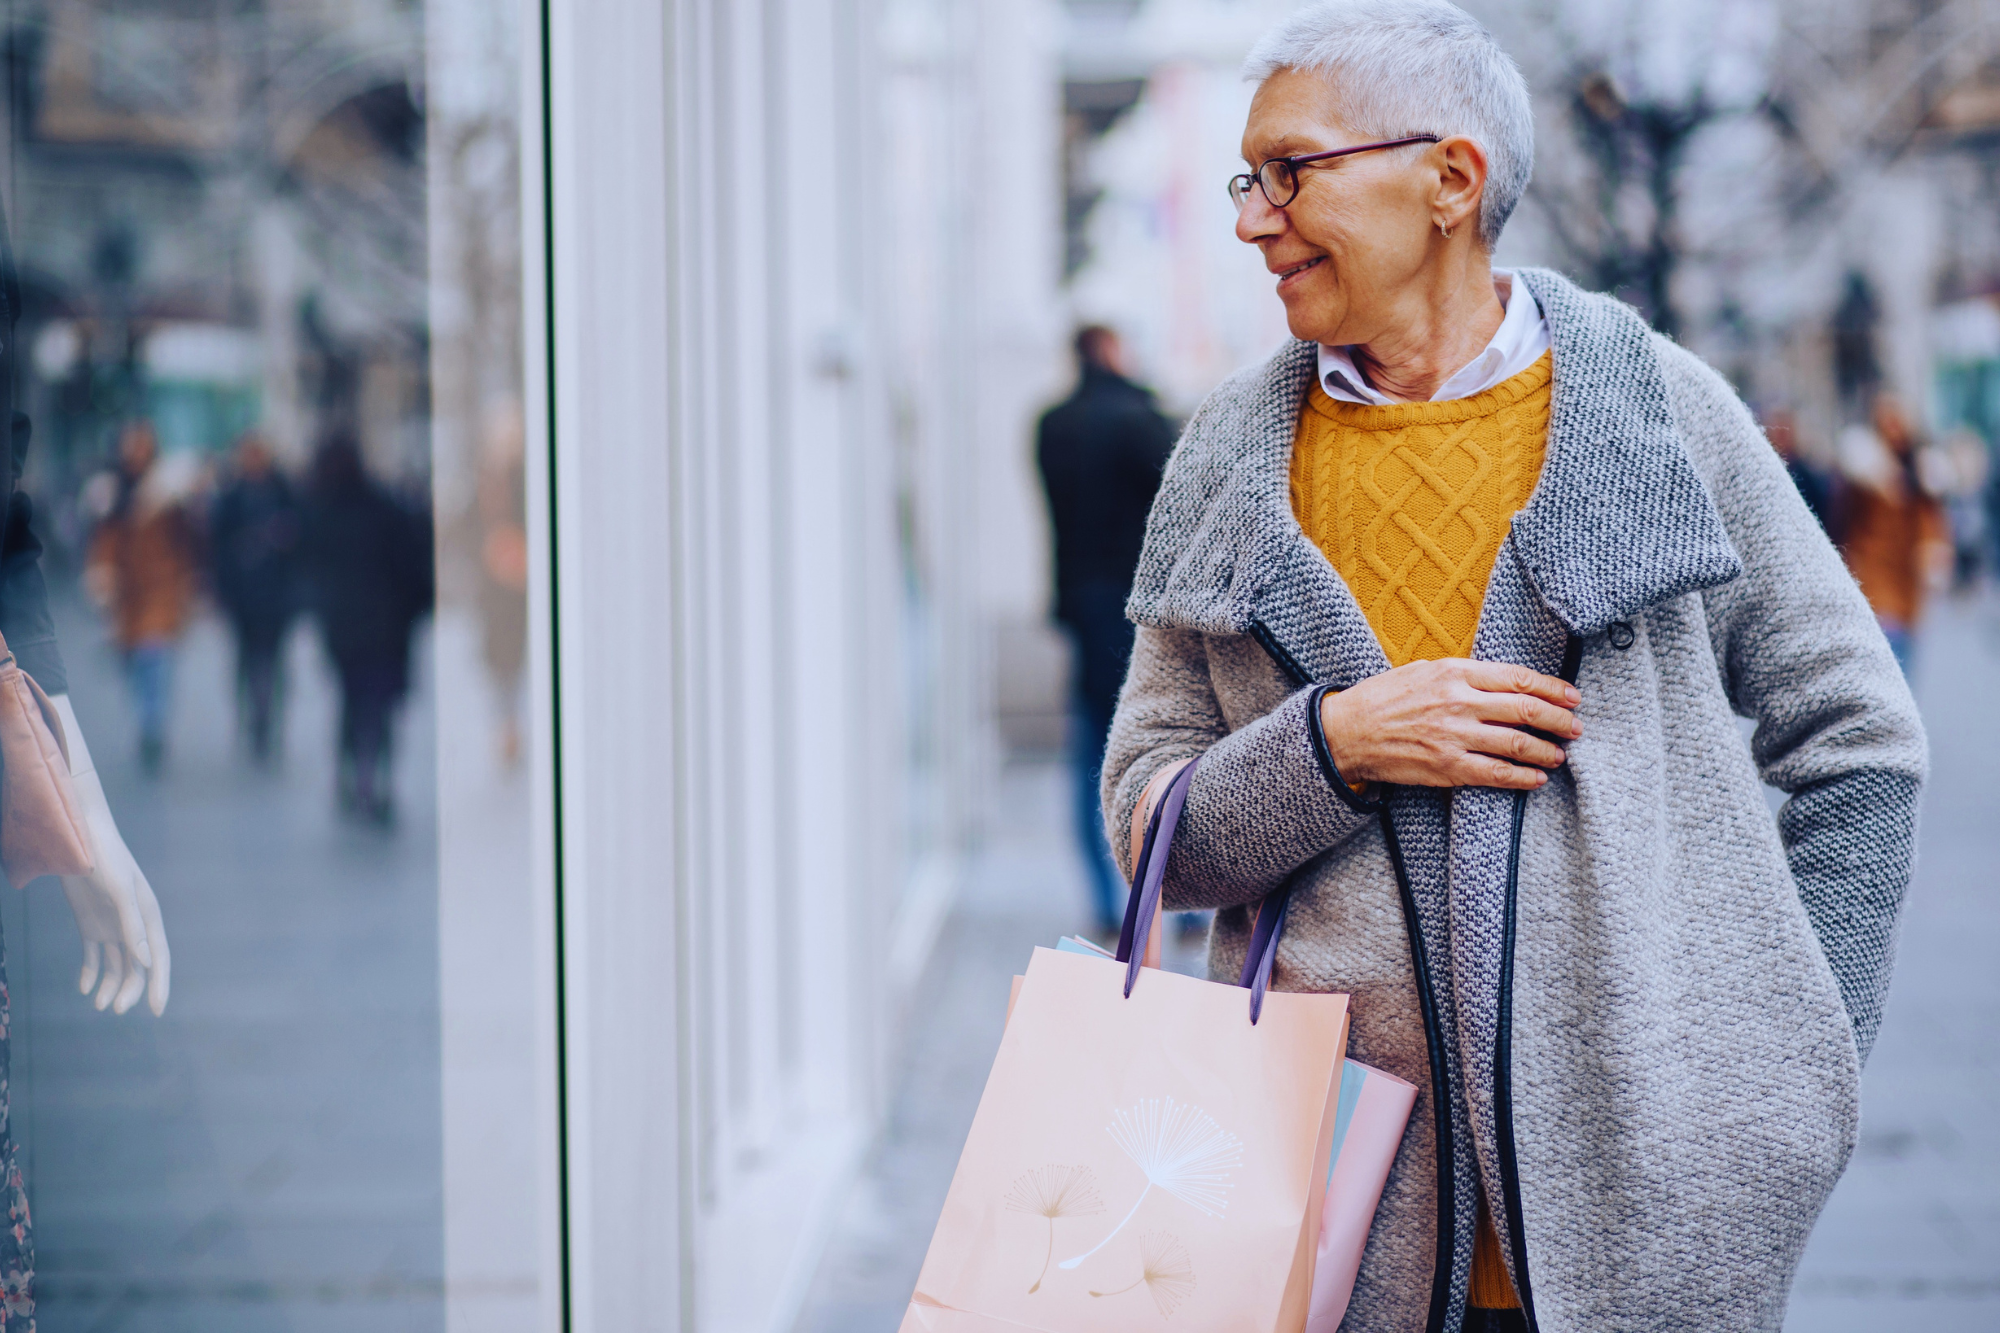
[
  {"x1": 1114, "y1": 756, "x2": 1291, "y2": 1024},
  {"x1": 1235, "y1": 879, "x2": 1295, "y2": 1024}
]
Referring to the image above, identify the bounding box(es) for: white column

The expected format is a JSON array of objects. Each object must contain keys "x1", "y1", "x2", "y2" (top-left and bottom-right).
[{"x1": 545, "y1": 0, "x2": 688, "y2": 1326}]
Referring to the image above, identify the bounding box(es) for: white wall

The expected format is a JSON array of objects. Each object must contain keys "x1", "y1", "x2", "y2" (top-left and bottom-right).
[
  {"x1": 543, "y1": 1, "x2": 1063, "y2": 1328},
  {"x1": 544, "y1": 0, "x2": 684, "y2": 1326},
  {"x1": 970, "y1": 0, "x2": 1069, "y2": 625}
]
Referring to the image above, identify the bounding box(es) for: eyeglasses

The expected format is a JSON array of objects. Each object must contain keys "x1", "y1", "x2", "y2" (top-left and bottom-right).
[{"x1": 1227, "y1": 135, "x2": 1442, "y2": 212}]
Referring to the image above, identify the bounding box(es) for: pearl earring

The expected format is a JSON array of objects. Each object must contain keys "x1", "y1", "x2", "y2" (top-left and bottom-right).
[{"x1": 1439, "y1": 221, "x2": 1452, "y2": 238}]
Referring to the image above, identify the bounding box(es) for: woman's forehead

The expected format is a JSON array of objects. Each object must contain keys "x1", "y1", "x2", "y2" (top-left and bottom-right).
[{"x1": 1242, "y1": 70, "x2": 1349, "y2": 160}]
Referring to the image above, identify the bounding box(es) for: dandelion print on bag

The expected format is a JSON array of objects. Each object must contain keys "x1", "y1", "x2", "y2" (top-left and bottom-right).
[
  {"x1": 1090, "y1": 1231, "x2": 1197, "y2": 1317},
  {"x1": 1006, "y1": 1165, "x2": 1105, "y2": 1292},
  {"x1": 1061, "y1": 1098, "x2": 1242, "y2": 1271}
]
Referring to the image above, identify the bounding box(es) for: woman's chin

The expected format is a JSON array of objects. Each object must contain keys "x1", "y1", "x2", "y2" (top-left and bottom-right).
[{"x1": 1281, "y1": 301, "x2": 1343, "y2": 347}]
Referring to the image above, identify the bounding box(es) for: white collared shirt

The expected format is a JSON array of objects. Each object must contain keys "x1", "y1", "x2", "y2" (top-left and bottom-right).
[{"x1": 1316, "y1": 270, "x2": 1551, "y2": 405}]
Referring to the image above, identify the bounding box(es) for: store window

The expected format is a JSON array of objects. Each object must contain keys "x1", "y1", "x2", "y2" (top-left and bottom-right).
[{"x1": 0, "y1": 0, "x2": 549, "y2": 1327}]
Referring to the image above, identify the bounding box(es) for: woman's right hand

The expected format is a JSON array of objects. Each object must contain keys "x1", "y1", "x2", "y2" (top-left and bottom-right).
[{"x1": 1318, "y1": 659, "x2": 1581, "y2": 791}]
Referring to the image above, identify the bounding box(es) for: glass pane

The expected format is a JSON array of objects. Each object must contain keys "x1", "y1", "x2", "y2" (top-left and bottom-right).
[{"x1": 0, "y1": 0, "x2": 547, "y2": 1328}]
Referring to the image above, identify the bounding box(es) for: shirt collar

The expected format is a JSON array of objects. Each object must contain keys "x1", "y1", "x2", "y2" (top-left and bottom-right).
[{"x1": 1316, "y1": 269, "x2": 1552, "y2": 406}]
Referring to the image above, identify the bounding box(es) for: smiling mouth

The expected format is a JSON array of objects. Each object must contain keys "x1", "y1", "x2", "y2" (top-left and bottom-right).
[{"x1": 1274, "y1": 256, "x2": 1325, "y2": 286}]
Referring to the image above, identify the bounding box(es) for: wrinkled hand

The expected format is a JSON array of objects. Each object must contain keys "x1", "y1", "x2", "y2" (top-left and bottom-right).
[
  {"x1": 58, "y1": 766, "x2": 170, "y2": 1015},
  {"x1": 1319, "y1": 659, "x2": 1582, "y2": 791}
]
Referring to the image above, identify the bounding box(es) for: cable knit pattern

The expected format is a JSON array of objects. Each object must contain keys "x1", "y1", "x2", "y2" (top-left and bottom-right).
[
  {"x1": 1290, "y1": 359, "x2": 1551, "y2": 665},
  {"x1": 1107, "y1": 267, "x2": 1926, "y2": 1333}
]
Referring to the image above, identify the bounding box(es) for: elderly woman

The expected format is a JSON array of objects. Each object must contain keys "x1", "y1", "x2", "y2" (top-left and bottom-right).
[{"x1": 1102, "y1": 4, "x2": 1924, "y2": 1332}]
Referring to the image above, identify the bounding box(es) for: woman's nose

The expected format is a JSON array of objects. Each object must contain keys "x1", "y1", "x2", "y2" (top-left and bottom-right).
[{"x1": 1234, "y1": 191, "x2": 1285, "y2": 244}]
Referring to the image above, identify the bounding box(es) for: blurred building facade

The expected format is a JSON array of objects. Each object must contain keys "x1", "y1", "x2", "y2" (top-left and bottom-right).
[
  {"x1": 9, "y1": 0, "x2": 432, "y2": 502},
  {"x1": 1062, "y1": 0, "x2": 2000, "y2": 481}
]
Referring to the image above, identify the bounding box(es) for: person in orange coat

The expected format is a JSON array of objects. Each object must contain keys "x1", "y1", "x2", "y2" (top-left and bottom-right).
[
  {"x1": 83, "y1": 420, "x2": 201, "y2": 771},
  {"x1": 1837, "y1": 394, "x2": 1950, "y2": 675}
]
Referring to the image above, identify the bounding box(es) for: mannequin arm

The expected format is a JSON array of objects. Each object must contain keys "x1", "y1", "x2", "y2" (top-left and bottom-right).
[{"x1": 48, "y1": 694, "x2": 171, "y2": 1015}]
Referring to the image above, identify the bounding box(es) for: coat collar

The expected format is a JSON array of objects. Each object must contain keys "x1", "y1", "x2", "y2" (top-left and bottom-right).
[
  {"x1": 1126, "y1": 267, "x2": 1741, "y2": 682},
  {"x1": 1508, "y1": 268, "x2": 1743, "y2": 632}
]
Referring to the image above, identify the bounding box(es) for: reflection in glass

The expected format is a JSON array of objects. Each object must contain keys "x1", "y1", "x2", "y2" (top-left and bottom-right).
[{"x1": 0, "y1": 0, "x2": 542, "y2": 1327}]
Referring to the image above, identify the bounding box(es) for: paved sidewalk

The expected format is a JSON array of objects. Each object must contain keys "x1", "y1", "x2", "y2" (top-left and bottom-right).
[
  {"x1": 793, "y1": 760, "x2": 1102, "y2": 1333},
  {"x1": 794, "y1": 593, "x2": 2000, "y2": 1333}
]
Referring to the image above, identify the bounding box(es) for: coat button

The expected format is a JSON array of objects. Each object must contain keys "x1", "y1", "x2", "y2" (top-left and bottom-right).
[{"x1": 1608, "y1": 621, "x2": 1635, "y2": 649}]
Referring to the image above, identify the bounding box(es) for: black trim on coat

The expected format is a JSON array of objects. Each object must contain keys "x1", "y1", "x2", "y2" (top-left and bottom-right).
[
  {"x1": 1492, "y1": 631, "x2": 1580, "y2": 1333},
  {"x1": 1559, "y1": 631, "x2": 1584, "y2": 685},
  {"x1": 1495, "y1": 789, "x2": 1539, "y2": 1333},
  {"x1": 1381, "y1": 806, "x2": 1457, "y2": 1333},
  {"x1": 1307, "y1": 683, "x2": 1384, "y2": 814},
  {"x1": 1249, "y1": 619, "x2": 1311, "y2": 688}
]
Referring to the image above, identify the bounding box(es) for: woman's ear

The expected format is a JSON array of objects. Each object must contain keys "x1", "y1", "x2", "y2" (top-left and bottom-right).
[{"x1": 1431, "y1": 135, "x2": 1488, "y2": 239}]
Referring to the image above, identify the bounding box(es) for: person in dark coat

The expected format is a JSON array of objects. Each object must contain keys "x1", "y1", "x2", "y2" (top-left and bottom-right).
[
  {"x1": 1035, "y1": 325, "x2": 1176, "y2": 932},
  {"x1": 209, "y1": 433, "x2": 302, "y2": 761},
  {"x1": 1763, "y1": 407, "x2": 1839, "y2": 538},
  {"x1": 301, "y1": 430, "x2": 434, "y2": 825}
]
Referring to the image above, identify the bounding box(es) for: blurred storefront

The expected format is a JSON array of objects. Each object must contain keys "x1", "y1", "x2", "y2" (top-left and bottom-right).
[{"x1": 0, "y1": 1, "x2": 1065, "y2": 1332}]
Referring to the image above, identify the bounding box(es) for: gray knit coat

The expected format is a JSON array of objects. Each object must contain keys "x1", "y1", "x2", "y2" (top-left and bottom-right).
[{"x1": 1101, "y1": 268, "x2": 1925, "y2": 1333}]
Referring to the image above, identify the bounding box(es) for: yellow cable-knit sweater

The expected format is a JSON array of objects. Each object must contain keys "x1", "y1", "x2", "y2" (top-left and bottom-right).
[
  {"x1": 1289, "y1": 351, "x2": 1553, "y2": 1310},
  {"x1": 1289, "y1": 352, "x2": 1553, "y2": 665}
]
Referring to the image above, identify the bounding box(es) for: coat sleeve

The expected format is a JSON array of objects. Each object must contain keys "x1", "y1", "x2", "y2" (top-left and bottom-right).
[
  {"x1": 1102, "y1": 624, "x2": 1380, "y2": 913},
  {"x1": 1669, "y1": 347, "x2": 1926, "y2": 1063}
]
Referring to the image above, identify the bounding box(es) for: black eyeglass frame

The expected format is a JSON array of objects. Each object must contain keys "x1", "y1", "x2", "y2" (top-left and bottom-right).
[{"x1": 1228, "y1": 135, "x2": 1443, "y2": 211}]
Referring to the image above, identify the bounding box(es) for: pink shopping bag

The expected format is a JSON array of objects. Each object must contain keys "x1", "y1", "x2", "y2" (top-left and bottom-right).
[
  {"x1": 899, "y1": 1299, "x2": 1053, "y2": 1332},
  {"x1": 1306, "y1": 1059, "x2": 1417, "y2": 1331},
  {"x1": 907, "y1": 761, "x2": 1351, "y2": 1332},
  {"x1": 1125, "y1": 759, "x2": 1414, "y2": 1330},
  {"x1": 1036, "y1": 937, "x2": 1418, "y2": 1324}
]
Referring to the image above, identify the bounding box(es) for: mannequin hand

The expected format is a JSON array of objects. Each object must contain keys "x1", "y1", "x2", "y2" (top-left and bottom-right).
[
  {"x1": 1319, "y1": 659, "x2": 1581, "y2": 791},
  {"x1": 46, "y1": 695, "x2": 170, "y2": 1015},
  {"x1": 58, "y1": 766, "x2": 170, "y2": 1015}
]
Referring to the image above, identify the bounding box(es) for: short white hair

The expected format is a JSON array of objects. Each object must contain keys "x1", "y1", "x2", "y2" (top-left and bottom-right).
[{"x1": 1242, "y1": 0, "x2": 1534, "y2": 248}]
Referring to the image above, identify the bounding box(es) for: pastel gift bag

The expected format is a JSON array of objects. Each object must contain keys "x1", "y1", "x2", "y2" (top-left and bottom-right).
[
  {"x1": 903, "y1": 760, "x2": 1350, "y2": 1333},
  {"x1": 1306, "y1": 1059, "x2": 1417, "y2": 1332},
  {"x1": 1119, "y1": 765, "x2": 1415, "y2": 1332}
]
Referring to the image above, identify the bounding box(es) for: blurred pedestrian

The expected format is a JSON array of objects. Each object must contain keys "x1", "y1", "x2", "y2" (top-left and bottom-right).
[
  {"x1": 475, "y1": 403, "x2": 528, "y2": 767},
  {"x1": 1035, "y1": 325, "x2": 1175, "y2": 934},
  {"x1": 1928, "y1": 426, "x2": 1991, "y2": 589},
  {"x1": 301, "y1": 431, "x2": 433, "y2": 825},
  {"x1": 82, "y1": 420, "x2": 200, "y2": 773},
  {"x1": 209, "y1": 432, "x2": 301, "y2": 762},
  {"x1": 1837, "y1": 393, "x2": 1950, "y2": 673},
  {"x1": 1763, "y1": 408, "x2": 1838, "y2": 537}
]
